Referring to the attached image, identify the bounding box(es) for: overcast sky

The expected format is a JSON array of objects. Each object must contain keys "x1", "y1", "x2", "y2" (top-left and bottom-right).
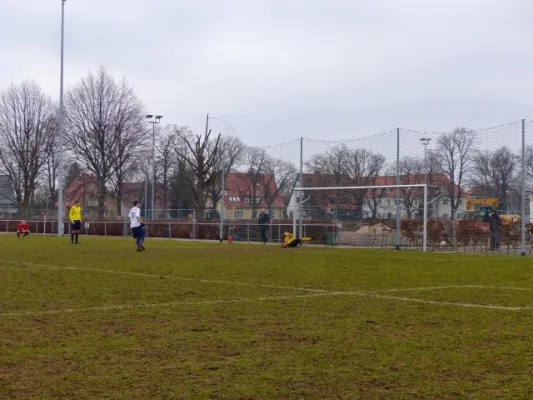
[{"x1": 1, "y1": 0, "x2": 532, "y2": 147}]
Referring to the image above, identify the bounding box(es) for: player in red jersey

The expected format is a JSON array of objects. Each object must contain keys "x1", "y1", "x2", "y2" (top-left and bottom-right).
[{"x1": 17, "y1": 220, "x2": 30, "y2": 239}]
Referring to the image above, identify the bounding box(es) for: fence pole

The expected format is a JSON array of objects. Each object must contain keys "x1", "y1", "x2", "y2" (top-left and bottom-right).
[
  {"x1": 220, "y1": 164, "x2": 225, "y2": 242},
  {"x1": 168, "y1": 221, "x2": 171, "y2": 240},
  {"x1": 395, "y1": 127, "x2": 401, "y2": 250},
  {"x1": 247, "y1": 223, "x2": 250, "y2": 243},
  {"x1": 521, "y1": 119, "x2": 526, "y2": 256},
  {"x1": 299, "y1": 137, "x2": 303, "y2": 239},
  {"x1": 104, "y1": 221, "x2": 107, "y2": 236},
  {"x1": 193, "y1": 211, "x2": 196, "y2": 241},
  {"x1": 423, "y1": 184, "x2": 428, "y2": 252}
]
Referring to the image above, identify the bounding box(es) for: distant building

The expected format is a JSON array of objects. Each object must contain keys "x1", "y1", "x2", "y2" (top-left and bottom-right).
[
  {"x1": 213, "y1": 172, "x2": 286, "y2": 220},
  {"x1": 62, "y1": 174, "x2": 164, "y2": 218},
  {"x1": 0, "y1": 175, "x2": 17, "y2": 216}
]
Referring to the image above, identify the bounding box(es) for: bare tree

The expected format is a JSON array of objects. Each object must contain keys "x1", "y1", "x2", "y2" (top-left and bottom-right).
[
  {"x1": 424, "y1": 149, "x2": 443, "y2": 218},
  {"x1": 305, "y1": 144, "x2": 385, "y2": 219},
  {"x1": 210, "y1": 135, "x2": 246, "y2": 211},
  {"x1": 436, "y1": 127, "x2": 475, "y2": 220},
  {"x1": 42, "y1": 114, "x2": 60, "y2": 208},
  {"x1": 64, "y1": 161, "x2": 83, "y2": 190},
  {"x1": 241, "y1": 147, "x2": 270, "y2": 218},
  {"x1": 471, "y1": 146, "x2": 519, "y2": 211},
  {"x1": 174, "y1": 128, "x2": 222, "y2": 220},
  {"x1": 65, "y1": 67, "x2": 146, "y2": 218},
  {"x1": 364, "y1": 176, "x2": 386, "y2": 220},
  {"x1": 344, "y1": 149, "x2": 386, "y2": 218},
  {"x1": 0, "y1": 81, "x2": 55, "y2": 217},
  {"x1": 398, "y1": 156, "x2": 424, "y2": 219},
  {"x1": 260, "y1": 157, "x2": 297, "y2": 217},
  {"x1": 153, "y1": 125, "x2": 179, "y2": 216}
]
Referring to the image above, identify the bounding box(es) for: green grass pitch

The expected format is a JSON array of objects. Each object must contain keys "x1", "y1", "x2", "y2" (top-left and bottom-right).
[{"x1": 1, "y1": 235, "x2": 532, "y2": 399}]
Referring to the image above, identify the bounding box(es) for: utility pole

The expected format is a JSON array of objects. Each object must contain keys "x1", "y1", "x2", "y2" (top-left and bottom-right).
[
  {"x1": 395, "y1": 128, "x2": 400, "y2": 250},
  {"x1": 420, "y1": 138, "x2": 431, "y2": 185},
  {"x1": 219, "y1": 161, "x2": 226, "y2": 242},
  {"x1": 57, "y1": 0, "x2": 66, "y2": 236},
  {"x1": 145, "y1": 114, "x2": 162, "y2": 219}
]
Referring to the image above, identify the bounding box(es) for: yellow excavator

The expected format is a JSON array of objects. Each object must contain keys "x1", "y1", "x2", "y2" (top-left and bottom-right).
[{"x1": 463, "y1": 197, "x2": 520, "y2": 226}]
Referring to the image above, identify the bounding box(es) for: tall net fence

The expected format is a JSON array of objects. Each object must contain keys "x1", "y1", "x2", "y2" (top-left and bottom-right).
[{"x1": 257, "y1": 120, "x2": 533, "y2": 253}]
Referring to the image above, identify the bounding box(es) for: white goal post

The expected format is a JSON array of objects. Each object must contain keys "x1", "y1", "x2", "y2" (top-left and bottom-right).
[{"x1": 293, "y1": 184, "x2": 429, "y2": 252}]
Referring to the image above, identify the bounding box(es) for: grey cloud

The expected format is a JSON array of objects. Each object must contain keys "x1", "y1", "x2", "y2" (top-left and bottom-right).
[{"x1": 1, "y1": 0, "x2": 532, "y2": 147}]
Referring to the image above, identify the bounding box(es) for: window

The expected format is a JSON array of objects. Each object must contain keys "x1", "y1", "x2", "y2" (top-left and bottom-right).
[
  {"x1": 234, "y1": 211, "x2": 243, "y2": 218},
  {"x1": 443, "y1": 198, "x2": 449, "y2": 206},
  {"x1": 386, "y1": 200, "x2": 391, "y2": 207},
  {"x1": 245, "y1": 197, "x2": 250, "y2": 204},
  {"x1": 443, "y1": 213, "x2": 449, "y2": 219}
]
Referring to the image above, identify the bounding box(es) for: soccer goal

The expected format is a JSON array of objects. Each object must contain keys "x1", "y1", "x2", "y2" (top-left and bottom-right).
[{"x1": 292, "y1": 184, "x2": 429, "y2": 251}]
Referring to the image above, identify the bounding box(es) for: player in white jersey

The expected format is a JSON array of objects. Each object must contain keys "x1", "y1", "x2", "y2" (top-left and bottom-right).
[{"x1": 129, "y1": 200, "x2": 145, "y2": 252}]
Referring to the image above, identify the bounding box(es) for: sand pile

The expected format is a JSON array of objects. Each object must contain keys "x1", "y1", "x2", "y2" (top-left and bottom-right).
[{"x1": 355, "y1": 223, "x2": 394, "y2": 235}]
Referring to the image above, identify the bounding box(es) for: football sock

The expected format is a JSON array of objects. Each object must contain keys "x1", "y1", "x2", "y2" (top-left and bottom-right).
[
  {"x1": 75, "y1": 234, "x2": 79, "y2": 243},
  {"x1": 71, "y1": 233, "x2": 74, "y2": 243}
]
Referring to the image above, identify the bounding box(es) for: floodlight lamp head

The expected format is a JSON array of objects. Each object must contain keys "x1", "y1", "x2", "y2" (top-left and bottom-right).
[
  {"x1": 145, "y1": 114, "x2": 154, "y2": 119},
  {"x1": 155, "y1": 115, "x2": 163, "y2": 121}
]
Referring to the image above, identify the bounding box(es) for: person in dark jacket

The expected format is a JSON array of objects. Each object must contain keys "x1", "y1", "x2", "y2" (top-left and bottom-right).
[
  {"x1": 489, "y1": 209, "x2": 501, "y2": 250},
  {"x1": 258, "y1": 209, "x2": 270, "y2": 244}
]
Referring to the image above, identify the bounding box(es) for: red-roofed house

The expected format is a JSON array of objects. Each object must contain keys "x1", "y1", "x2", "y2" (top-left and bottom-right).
[
  {"x1": 62, "y1": 174, "x2": 165, "y2": 218},
  {"x1": 119, "y1": 182, "x2": 165, "y2": 218},
  {"x1": 60, "y1": 174, "x2": 117, "y2": 217},
  {"x1": 214, "y1": 172, "x2": 285, "y2": 220}
]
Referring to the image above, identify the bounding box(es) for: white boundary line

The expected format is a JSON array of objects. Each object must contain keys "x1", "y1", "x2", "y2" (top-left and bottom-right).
[
  {"x1": 0, "y1": 260, "x2": 331, "y2": 294},
  {"x1": 373, "y1": 285, "x2": 533, "y2": 293},
  {"x1": 1, "y1": 260, "x2": 532, "y2": 316},
  {"x1": 356, "y1": 293, "x2": 532, "y2": 311},
  {"x1": 0, "y1": 292, "x2": 342, "y2": 317}
]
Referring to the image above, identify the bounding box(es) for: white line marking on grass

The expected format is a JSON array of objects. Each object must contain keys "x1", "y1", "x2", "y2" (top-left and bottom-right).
[
  {"x1": 2, "y1": 261, "x2": 532, "y2": 314},
  {"x1": 0, "y1": 260, "x2": 331, "y2": 294},
  {"x1": 373, "y1": 285, "x2": 533, "y2": 293},
  {"x1": 0, "y1": 292, "x2": 344, "y2": 317},
  {"x1": 353, "y1": 292, "x2": 533, "y2": 311}
]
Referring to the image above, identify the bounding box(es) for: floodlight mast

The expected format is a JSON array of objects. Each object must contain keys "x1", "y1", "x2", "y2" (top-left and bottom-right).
[
  {"x1": 146, "y1": 114, "x2": 163, "y2": 219},
  {"x1": 57, "y1": 0, "x2": 66, "y2": 236}
]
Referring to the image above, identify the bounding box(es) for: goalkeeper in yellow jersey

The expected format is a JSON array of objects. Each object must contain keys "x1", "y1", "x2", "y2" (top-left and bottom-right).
[
  {"x1": 69, "y1": 200, "x2": 82, "y2": 244},
  {"x1": 281, "y1": 231, "x2": 311, "y2": 248}
]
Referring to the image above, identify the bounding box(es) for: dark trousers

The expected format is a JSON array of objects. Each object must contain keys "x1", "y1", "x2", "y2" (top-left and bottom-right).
[
  {"x1": 132, "y1": 226, "x2": 145, "y2": 247},
  {"x1": 490, "y1": 230, "x2": 500, "y2": 249},
  {"x1": 287, "y1": 239, "x2": 301, "y2": 248},
  {"x1": 259, "y1": 225, "x2": 268, "y2": 243}
]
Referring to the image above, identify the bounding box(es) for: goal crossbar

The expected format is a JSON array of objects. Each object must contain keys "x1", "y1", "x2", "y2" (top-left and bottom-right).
[{"x1": 293, "y1": 184, "x2": 428, "y2": 252}]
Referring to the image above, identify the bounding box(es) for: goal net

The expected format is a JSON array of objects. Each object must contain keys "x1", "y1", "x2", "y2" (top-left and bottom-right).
[{"x1": 290, "y1": 183, "x2": 429, "y2": 251}]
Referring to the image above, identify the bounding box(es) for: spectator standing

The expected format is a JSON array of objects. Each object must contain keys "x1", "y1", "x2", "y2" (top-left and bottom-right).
[
  {"x1": 258, "y1": 209, "x2": 270, "y2": 244},
  {"x1": 489, "y1": 209, "x2": 501, "y2": 250}
]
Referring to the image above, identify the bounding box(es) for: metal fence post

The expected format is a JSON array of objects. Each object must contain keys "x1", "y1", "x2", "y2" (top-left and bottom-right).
[
  {"x1": 395, "y1": 127, "x2": 401, "y2": 250},
  {"x1": 104, "y1": 221, "x2": 107, "y2": 236},
  {"x1": 299, "y1": 137, "x2": 303, "y2": 239},
  {"x1": 247, "y1": 223, "x2": 250, "y2": 243},
  {"x1": 521, "y1": 119, "x2": 526, "y2": 256},
  {"x1": 168, "y1": 221, "x2": 171, "y2": 240}
]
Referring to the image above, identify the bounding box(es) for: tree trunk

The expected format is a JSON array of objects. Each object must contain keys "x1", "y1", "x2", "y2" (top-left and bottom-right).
[
  {"x1": 116, "y1": 176, "x2": 123, "y2": 217},
  {"x1": 20, "y1": 200, "x2": 28, "y2": 219},
  {"x1": 98, "y1": 177, "x2": 106, "y2": 219}
]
